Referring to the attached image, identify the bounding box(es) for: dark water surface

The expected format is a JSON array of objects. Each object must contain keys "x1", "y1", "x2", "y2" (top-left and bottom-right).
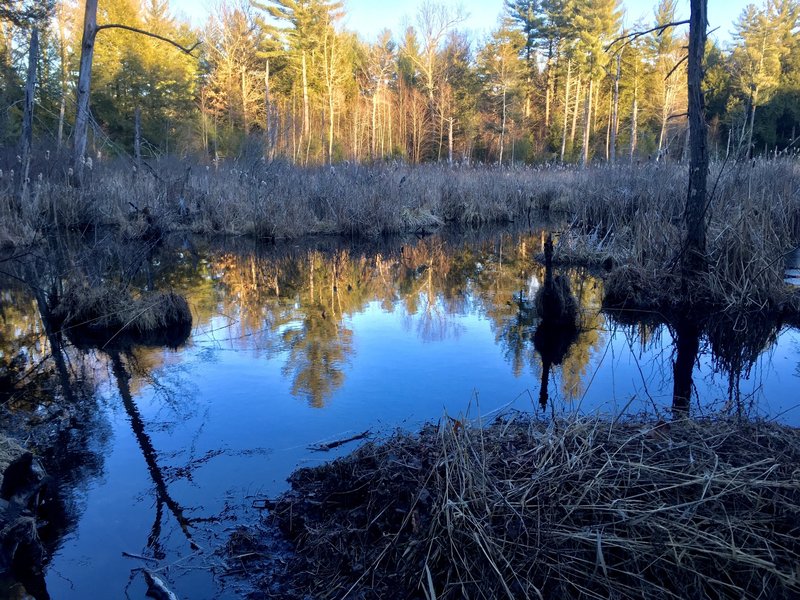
[{"x1": 1, "y1": 230, "x2": 798, "y2": 599}]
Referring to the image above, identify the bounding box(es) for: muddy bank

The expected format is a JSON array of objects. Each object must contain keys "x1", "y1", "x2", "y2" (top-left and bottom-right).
[{"x1": 238, "y1": 415, "x2": 800, "y2": 600}]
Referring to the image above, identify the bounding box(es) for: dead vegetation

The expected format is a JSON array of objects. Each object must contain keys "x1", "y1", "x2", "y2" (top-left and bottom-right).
[
  {"x1": 246, "y1": 414, "x2": 800, "y2": 600},
  {"x1": 50, "y1": 284, "x2": 192, "y2": 349}
]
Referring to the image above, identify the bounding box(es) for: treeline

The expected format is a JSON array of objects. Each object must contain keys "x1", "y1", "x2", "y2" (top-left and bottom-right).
[{"x1": 2, "y1": 0, "x2": 799, "y2": 165}]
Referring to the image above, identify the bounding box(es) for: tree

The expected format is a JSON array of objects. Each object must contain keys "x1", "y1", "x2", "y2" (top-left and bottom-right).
[
  {"x1": 730, "y1": 3, "x2": 782, "y2": 157},
  {"x1": 478, "y1": 25, "x2": 525, "y2": 165},
  {"x1": 684, "y1": 0, "x2": 708, "y2": 279},
  {"x1": 647, "y1": 0, "x2": 687, "y2": 160},
  {"x1": 71, "y1": 0, "x2": 199, "y2": 186},
  {"x1": 574, "y1": 0, "x2": 622, "y2": 166}
]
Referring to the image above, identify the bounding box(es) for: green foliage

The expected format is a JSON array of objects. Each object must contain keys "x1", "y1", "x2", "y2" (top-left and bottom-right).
[{"x1": 1, "y1": 0, "x2": 799, "y2": 164}]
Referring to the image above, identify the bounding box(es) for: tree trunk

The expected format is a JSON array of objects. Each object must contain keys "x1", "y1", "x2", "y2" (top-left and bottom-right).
[
  {"x1": 371, "y1": 88, "x2": 378, "y2": 159},
  {"x1": 581, "y1": 78, "x2": 593, "y2": 168},
  {"x1": 265, "y1": 59, "x2": 274, "y2": 159},
  {"x1": 17, "y1": 27, "x2": 38, "y2": 203},
  {"x1": 570, "y1": 77, "x2": 581, "y2": 152},
  {"x1": 302, "y1": 51, "x2": 309, "y2": 139},
  {"x1": 134, "y1": 105, "x2": 142, "y2": 168},
  {"x1": 448, "y1": 117, "x2": 453, "y2": 165},
  {"x1": 610, "y1": 54, "x2": 620, "y2": 164},
  {"x1": 72, "y1": 0, "x2": 99, "y2": 187},
  {"x1": 684, "y1": 0, "x2": 709, "y2": 280},
  {"x1": 57, "y1": 12, "x2": 68, "y2": 148},
  {"x1": 560, "y1": 59, "x2": 572, "y2": 163},
  {"x1": 630, "y1": 74, "x2": 638, "y2": 161},
  {"x1": 746, "y1": 95, "x2": 757, "y2": 159},
  {"x1": 499, "y1": 86, "x2": 507, "y2": 166}
]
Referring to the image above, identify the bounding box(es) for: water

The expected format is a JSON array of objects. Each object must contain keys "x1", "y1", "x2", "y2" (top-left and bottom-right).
[{"x1": 1, "y1": 230, "x2": 798, "y2": 599}]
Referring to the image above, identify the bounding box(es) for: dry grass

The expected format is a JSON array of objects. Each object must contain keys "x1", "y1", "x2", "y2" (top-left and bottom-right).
[
  {"x1": 3, "y1": 152, "x2": 798, "y2": 312},
  {"x1": 51, "y1": 284, "x2": 192, "y2": 349},
  {"x1": 257, "y1": 414, "x2": 800, "y2": 600}
]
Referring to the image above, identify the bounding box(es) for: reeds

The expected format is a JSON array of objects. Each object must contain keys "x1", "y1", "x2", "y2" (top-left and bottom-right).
[{"x1": 261, "y1": 414, "x2": 800, "y2": 600}]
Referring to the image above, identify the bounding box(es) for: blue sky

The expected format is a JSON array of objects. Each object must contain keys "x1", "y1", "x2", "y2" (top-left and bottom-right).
[{"x1": 172, "y1": 0, "x2": 752, "y2": 46}]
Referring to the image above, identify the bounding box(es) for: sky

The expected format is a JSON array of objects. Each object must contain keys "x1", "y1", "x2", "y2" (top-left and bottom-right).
[{"x1": 171, "y1": 0, "x2": 753, "y2": 46}]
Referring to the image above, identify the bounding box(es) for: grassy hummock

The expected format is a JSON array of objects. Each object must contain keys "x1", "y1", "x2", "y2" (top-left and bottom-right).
[
  {"x1": 51, "y1": 285, "x2": 192, "y2": 349},
  {"x1": 248, "y1": 415, "x2": 800, "y2": 600}
]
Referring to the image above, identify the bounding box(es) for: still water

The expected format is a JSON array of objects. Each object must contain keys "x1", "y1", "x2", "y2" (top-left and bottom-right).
[{"x1": 1, "y1": 230, "x2": 798, "y2": 599}]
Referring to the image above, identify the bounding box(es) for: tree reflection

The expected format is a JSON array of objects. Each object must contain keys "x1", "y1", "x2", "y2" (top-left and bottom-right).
[{"x1": 533, "y1": 235, "x2": 580, "y2": 409}]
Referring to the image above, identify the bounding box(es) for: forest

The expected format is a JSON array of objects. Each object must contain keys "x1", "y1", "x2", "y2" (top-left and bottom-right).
[{"x1": 1, "y1": 0, "x2": 799, "y2": 166}]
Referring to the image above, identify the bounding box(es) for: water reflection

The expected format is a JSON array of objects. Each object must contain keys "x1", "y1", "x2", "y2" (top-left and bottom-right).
[{"x1": 0, "y1": 229, "x2": 798, "y2": 599}]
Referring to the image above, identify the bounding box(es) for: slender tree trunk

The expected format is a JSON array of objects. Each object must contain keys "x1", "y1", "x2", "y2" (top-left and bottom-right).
[
  {"x1": 545, "y1": 54, "x2": 553, "y2": 129},
  {"x1": 57, "y1": 14, "x2": 68, "y2": 148},
  {"x1": 134, "y1": 105, "x2": 142, "y2": 168},
  {"x1": 17, "y1": 27, "x2": 38, "y2": 203},
  {"x1": 746, "y1": 94, "x2": 758, "y2": 159},
  {"x1": 241, "y1": 65, "x2": 250, "y2": 134},
  {"x1": 610, "y1": 54, "x2": 620, "y2": 164},
  {"x1": 630, "y1": 73, "x2": 638, "y2": 161},
  {"x1": 448, "y1": 117, "x2": 453, "y2": 165},
  {"x1": 371, "y1": 88, "x2": 378, "y2": 159},
  {"x1": 570, "y1": 77, "x2": 581, "y2": 151},
  {"x1": 560, "y1": 59, "x2": 572, "y2": 163},
  {"x1": 499, "y1": 86, "x2": 507, "y2": 166},
  {"x1": 684, "y1": 0, "x2": 709, "y2": 280},
  {"x1": 73, "y1": 0, "x2": 99, "y2": 187},
  {"x1": 265, "y1": 59, "x2": 273, "y2": 159},
  {"x1": 302, "y1": 51, "x2": 309, "y2": 139},
  {"x1": 581, "y1": 78, "x2": 593, "y2": 168}
]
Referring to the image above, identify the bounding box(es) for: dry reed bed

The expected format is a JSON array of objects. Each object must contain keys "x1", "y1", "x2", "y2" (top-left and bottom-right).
[{"x1": 255, "y1": 415, "x2": 800, "y2": 600}]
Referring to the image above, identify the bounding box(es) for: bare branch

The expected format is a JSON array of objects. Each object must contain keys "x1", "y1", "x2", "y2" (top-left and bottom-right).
[
  {"x1": 95, "y1": 23, "x2": 201, "y2": 56},
  {"x1": 665, "y1": 54, "x2": 689, "y2": 80},
  {"x1": 606, "y1": 20, "x2": 690, "y2": 53}
]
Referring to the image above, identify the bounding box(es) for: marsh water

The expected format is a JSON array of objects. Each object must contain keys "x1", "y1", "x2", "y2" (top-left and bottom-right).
[{"x1": 1, "y1": 229, "x2": 799, "y2": 599}]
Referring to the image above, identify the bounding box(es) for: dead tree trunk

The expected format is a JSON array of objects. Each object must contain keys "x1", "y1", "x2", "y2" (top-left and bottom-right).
[
  {"x1": 17, "y1": 27, "x2": 38, "y2": 204},
  {"x1": 683, "y1": 0, "x2": 709, "y2": 281},
  {"x1": 72, "y1": 0, "x2": 98, "y2": 187}
]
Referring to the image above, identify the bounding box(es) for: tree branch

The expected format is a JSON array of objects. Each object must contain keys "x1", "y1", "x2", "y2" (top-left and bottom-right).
[
  {"x1": 606, "y1": 20, "x2": 690, "y2": 52},
  {"x1": 95, "y1": 23, "x2": 201, "y2": 56},
  {"x1": 665, "y1": 54, "x2": 689, "y2": 80}
]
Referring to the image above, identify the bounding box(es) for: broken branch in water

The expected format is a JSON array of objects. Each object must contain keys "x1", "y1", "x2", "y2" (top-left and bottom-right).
[
  {"x1": 308, "y1": 430, "x2": 370, "y2": 452},
  {"x1": 121, "y1": 551, "x2": 159, "y2": 564}
]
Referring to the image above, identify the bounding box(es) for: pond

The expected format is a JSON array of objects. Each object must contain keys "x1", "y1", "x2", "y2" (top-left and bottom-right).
[{"x1": 1, "y1": 229, "x2": 799, "y2": 599}]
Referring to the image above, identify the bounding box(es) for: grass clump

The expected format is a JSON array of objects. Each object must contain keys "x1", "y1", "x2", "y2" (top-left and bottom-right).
[
  {"x1": 254, "y1": 415, "x2": 800, "y2": 600},
  {"x1": 51, "y1": 285, "x2": 192, "y2": 349}
]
